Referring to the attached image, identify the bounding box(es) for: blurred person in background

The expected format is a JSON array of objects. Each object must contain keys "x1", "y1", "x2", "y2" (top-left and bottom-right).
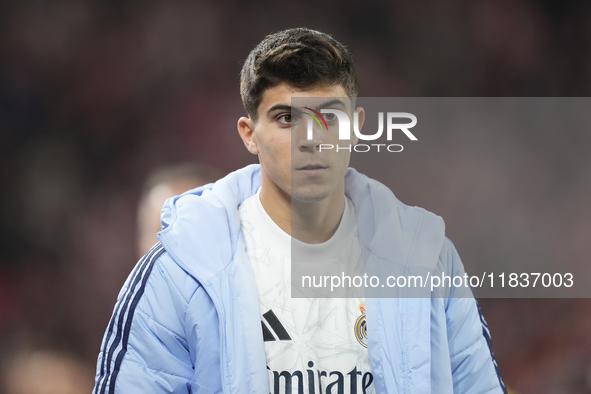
[{"x1": 137, "y1": 163, "x2": 222, "y2": 257}]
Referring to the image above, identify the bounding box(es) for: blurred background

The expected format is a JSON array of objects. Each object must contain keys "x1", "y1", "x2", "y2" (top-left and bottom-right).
[{"x1": 0, "y1": 0, "x2": 590, "y2": 393}]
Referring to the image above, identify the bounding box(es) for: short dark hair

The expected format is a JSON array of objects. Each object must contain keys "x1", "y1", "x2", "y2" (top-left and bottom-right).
[{"x1": 240, "y1": 28, "x2": 358, "y2": 121}]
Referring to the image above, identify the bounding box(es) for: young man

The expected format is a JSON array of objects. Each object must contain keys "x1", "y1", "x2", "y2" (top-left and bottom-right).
[{"x1": 93, "y1": 28, "x2": 507, "y2": 394}]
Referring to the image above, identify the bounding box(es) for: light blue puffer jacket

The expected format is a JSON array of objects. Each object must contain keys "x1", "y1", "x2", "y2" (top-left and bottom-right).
[{"x1": 93, "y1": 164, "x2": 506, "y2": 394}]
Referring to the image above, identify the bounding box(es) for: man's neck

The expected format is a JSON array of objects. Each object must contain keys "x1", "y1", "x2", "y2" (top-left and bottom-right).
[{"x1": 259, "y1": 179, "x2": 346, "y2": 245}]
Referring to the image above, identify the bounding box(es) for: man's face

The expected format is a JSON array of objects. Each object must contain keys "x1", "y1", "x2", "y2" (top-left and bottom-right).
[{"x1": 239, "y1": 82, "x2": 362, "y2": 203}]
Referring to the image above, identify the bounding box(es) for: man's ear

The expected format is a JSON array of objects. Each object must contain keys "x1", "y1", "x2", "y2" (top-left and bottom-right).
[
  {"x1": 237, "y1": 117, "x2": 259, "y2": 155},
  {"x1": 352, "y1": 107, "x2": 365, "y2": 146}
]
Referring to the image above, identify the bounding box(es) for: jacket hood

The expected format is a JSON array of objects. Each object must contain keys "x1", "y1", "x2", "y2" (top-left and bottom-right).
[
  {"x1": 158, "y1": 164, "x2": 445, "y2": 287},
  {"x1": 158, "y1": 164, "x2": 262, "y2": 282}
]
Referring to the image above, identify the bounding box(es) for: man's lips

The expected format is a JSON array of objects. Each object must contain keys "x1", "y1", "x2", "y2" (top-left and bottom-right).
[
  {"x1": 295, "y1": 165, "x2": 328, "y2": 176},
  {"x1": 296, "y1": 164, "x2": 327, "y2": 170}
]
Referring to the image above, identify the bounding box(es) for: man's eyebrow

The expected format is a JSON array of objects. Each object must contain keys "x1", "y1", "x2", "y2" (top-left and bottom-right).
[
  {"x1": 265, "y1": 98, "x2": 348, "y2": 117},
  {"x1": 266, "y1": 104, "x2": 303, "y2": 116},
  {"x1": 312, "y1": 98, "x2": 348, "y2": 111}
]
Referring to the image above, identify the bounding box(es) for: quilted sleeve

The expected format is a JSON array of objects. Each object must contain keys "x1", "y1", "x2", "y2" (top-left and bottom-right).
[
  {"x1": 443, "y1": 237, "x2": 508, "y2": 394},
  {"x1": 92, "y1": 244, "x2": 196, "y2": 394}
]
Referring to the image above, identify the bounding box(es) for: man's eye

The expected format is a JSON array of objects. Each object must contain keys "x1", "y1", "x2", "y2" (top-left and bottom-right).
[
  {"x1": 278, "y1": 114, "x2": 297, "y2": 125},
  {"x1": 323, "y1": 113, "x2": 336, "y2": 122}
]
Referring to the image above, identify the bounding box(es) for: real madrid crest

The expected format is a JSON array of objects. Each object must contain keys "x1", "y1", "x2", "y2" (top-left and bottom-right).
[{"x1": 354, "y1": 302, "x2": 368, "y2": 348}]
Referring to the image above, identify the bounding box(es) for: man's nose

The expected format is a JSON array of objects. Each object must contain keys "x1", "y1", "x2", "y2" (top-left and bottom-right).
[{"x1": 294, "y1": 118, "x2": 323, "y2": 152}]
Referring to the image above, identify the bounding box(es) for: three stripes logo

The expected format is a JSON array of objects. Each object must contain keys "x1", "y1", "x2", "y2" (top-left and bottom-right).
[
  {"x1": 94, "y1": 243, "x2": 165, "y2": 394},
  {"x1": 261, "y1": 310, "x2": 292, "y2": 342}
]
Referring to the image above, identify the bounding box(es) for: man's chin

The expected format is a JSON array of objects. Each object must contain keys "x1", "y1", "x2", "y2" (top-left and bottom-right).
[{"x1": 290, "y1": 188, "x2": 332, "y2": 203}]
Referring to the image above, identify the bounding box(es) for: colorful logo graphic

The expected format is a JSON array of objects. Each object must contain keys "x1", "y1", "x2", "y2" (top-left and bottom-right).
[
  {"x1": 303, "y1": 107, "x2": 328, "y2": 130},
  {"x1": 301, "y1": 105, "x2": 417, "y2": 152},
  {"x1": 355, "y1": 302, "x2": 368, "y2": 348}
]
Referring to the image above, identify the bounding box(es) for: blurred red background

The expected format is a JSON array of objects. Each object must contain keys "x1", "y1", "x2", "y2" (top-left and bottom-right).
[{"x1": 1, "y1": 0, "x2": 590, "y2": 392}]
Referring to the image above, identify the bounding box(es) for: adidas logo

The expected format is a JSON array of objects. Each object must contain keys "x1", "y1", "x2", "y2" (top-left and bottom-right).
[{"x1": 261, "y1": 310, "x2": 291, "y2": 342}]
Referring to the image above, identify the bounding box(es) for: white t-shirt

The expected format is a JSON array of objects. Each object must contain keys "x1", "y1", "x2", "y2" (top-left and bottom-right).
[{"x1": 239, "y1": 191, "x2": 375, "y2": 394}]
